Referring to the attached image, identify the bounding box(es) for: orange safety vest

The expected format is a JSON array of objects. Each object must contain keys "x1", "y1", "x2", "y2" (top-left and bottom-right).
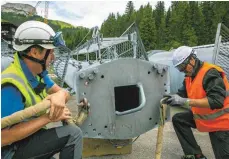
[{"x1": 185, "y1": 62, "x2": 229, "y2": 132}]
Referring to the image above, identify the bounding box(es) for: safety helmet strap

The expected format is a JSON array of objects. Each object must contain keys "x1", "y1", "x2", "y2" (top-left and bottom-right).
[{"x1": 20, "y1": 49, "x2": 51, "y2": 72}]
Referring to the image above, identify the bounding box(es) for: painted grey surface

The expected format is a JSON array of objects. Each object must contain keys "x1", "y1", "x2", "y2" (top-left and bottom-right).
[
  {"x1": 59, "y1": 58, "x2": 170, "y2": 139},
  {"x1": 149, "y1": 44, "x2": 214, "y2": 93}
]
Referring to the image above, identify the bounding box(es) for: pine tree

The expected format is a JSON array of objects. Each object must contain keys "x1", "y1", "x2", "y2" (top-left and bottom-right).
[
  {"x1": 124, "y1": 1, "x2": 136, "y2": 30},
  {"x1": 201, "y1": 1, "x2": 215, "y2": 44},
  {"x1": 189, "y1": 1, "x2": 205, "y2": 45},
  {"x1": 100, "y1": 13, "x2": 117, "y2": 37},
  {"x1": 135, "y1": 5, "x2": 144, "y2": 26},
  {"x1": 139, "y1": 3, "x2": 156, "y2": 51},
  {"x1": 125, "y1": 1, "x2": 135, "y2": 17},
  {"x1": 154, "y1": 1, "x2": 166, "y2": 49},
  {"x1": 168, "y1": 2, "x2": 197, "y2": 48}
]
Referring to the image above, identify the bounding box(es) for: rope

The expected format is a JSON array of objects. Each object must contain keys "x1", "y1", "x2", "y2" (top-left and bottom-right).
[
  {"x1": 155, "y1": 97, "x2": 168, "y2": 159},
  {"x1": 1, "y1": 99, "x2": 89, "y2": 128}
]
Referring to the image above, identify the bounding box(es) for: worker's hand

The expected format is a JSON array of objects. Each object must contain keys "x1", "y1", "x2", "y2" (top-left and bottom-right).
[
  {"x1": 49, "y1": 107, "x2": 72, "y2": 122},
  {"x1": 46, "y1": 90, "x2": 67, "y2": 120},
  {"x1": 163, "y1": 94, "x2": 189, "y2": 107}
]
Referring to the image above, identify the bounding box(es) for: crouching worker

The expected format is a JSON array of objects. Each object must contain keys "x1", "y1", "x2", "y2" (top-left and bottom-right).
[
  {"x1": 164, "y1": 46, "x2": 229, "y2": 159},
  {"x1": 1, "y1": 21, "x2": 83, "y2": 159}
]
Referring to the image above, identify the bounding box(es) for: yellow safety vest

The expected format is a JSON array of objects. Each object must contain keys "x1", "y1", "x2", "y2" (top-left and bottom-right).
[{"x1": 1, "y1": 53, "x2": 48, "y2": 115}]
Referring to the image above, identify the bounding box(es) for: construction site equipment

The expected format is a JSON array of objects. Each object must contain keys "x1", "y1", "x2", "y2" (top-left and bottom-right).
[
  {"x1": 1, "y1": 39, "x2": 14, "y2": 71},
  {"x1": 212, "y1": 23, "x2": 229, "y2": 78},
  {"x1": 73, "y1": 23, "x2": 148, "y2": 61},
  {"x1": 52, "y1": 23, "x2": 170, "y2": 140}
]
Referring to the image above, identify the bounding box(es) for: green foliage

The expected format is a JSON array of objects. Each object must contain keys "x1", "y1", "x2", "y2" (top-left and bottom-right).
[
  {"x1": 100, "y1": 1, "x2": 229, "y2": 51},
  {"x1": 1, "y1": 12, "x2": 90, "y2": 50},
  {"x1": 139, "y1": 3, "x2": 156, "y2": 51}
]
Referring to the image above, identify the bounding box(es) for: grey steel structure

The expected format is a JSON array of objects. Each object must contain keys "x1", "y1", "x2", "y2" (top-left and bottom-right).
[
  {"x1": 53, "y1": 23, "x2": 170, "y2": 139},
  {"x1": 1, "y1": 39, "x2": 14, "y2": 71},
  {"x1": 212, "y1": 23, "x2": 229, "y2": 78}
]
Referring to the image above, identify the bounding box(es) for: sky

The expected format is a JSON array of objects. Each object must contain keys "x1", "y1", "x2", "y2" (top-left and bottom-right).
[{"x1": 1, "y1": 0, "x2": 171, "y2": 28}]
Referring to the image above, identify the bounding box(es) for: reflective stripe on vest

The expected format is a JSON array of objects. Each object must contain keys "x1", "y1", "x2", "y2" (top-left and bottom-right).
[
  {"x1": 193, "y1": 107, "x2": 229, "y2": 120},
  {"x1": 2, "y1": 73, "x2": 36, "y2": 105},
  {"x1": 193, "y1": 90, "x2": 229, "y2": 120}
]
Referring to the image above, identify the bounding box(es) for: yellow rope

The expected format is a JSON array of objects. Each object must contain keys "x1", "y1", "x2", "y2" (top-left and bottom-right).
[
  {"x1": 155, "y1": 98, "x2": 168, "y2": 159},
  {"x1": 1, "y1": 100, "x2": 84, "y2": 128}
]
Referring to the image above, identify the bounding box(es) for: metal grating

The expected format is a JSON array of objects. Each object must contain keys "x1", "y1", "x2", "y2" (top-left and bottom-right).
[
  {"x1": 1, "y1": 39, "x2": 15, "y2": 56},
  {"x1": 74, "y1": 23, "x2": 148, "y2": 61},
  {"x1": 101, "y1": 23, "x2": 149, "y2": 60},
  {"x1": 52, "y1": 46, "x2": 71, "y2": 87},
  {"x1": 212, "y1": 23, "x2": 229, "y2": 79}
]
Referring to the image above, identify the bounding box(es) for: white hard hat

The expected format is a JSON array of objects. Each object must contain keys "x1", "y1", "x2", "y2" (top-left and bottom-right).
[
  {"x1": 172, "y1": 46, "x2": 197, "y2": 67},
  {"x1": 13, "y1": 21, "x2": 56, "y2": 51}
]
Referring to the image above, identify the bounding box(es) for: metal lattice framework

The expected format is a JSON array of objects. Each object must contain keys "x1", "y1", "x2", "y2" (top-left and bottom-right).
[
  {"x1": 1, "y1": 40, "x2": 15, "y2": 71},
  {"x1": 53, "y1": 23, "x2": 149, "y2": 86},
  {"x1": 52, "y1": 47, "x2": 71, "y2": 87},
  {"x1": 74, "y1": 22, "x2": 149, "y2": 61},
  {"x1": 115, "y1": 22, "x2": 148, "y2": 60},
  {"x1": 1, "y1": 39, "x2": 14, "y2": 56},
  {"x1": 212, "y1": 23, "x2": 229, "y2": 79}
]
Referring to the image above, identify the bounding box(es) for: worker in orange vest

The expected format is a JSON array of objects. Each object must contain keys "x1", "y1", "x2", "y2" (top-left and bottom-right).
[{"x1": 164, "y1": 46, "x2": 229, "y2": 159}]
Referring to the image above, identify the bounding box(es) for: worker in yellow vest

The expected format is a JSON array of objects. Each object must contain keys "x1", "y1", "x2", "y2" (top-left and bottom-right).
[
  {"x1": 1, "y1": 21, "x2": 82, "y2": 159},
  {"x1": 164, "y1": 46, "x2": 229, "y2": 159}
]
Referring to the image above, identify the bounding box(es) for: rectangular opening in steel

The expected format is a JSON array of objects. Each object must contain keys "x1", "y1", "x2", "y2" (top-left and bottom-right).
[{"x1": 114, "y1": 85, "x2": 140, "y2": 112}]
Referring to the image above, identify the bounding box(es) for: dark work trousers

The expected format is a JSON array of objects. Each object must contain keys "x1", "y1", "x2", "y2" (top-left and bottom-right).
[
  {"x1": 172, "y1": 110, "x2": 229, "y2": 159},
  {"x1": 2, "y1": 124, "x2": 83, "y2": 159}
]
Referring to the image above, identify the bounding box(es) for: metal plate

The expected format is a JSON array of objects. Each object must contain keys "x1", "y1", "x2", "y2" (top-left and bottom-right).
[{"x1": 68, "y1": 58, "x2": 169, "y2": 139}]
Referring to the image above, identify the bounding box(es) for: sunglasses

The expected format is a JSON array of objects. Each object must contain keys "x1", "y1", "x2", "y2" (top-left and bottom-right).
[
  {"x1": 176, "y1": 56, "x2": 191, "y2": 72},
  {"x1": 14, "y1": 31, "x2": 66, "y2": 47}
]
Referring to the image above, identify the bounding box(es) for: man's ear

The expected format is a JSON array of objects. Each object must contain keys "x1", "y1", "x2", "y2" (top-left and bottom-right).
[{"x1": 190, "y1": 57, "x2": 195, "y2": 64}]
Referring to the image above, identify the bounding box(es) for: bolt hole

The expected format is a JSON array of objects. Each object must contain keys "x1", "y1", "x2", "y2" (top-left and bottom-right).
[
  {"x1": 161, "y1": 75, "x2": 163, "y2": 77},
  {"x1": 164, "y1": 83, "x2": 166, "y2": 86},
  {"x1": 101, "y1": 75, "x2": 104, "y2": 78},
  {"x1": 85, "y1": 132, "x2": 88, "y2": 135},
  {"x1": 165, "y1": 89, "x2": 167, "y2": 92},
  {"x1": 98, "y1": 133, "x2": 101, "y2": 136},
  {"x1": 104, "y1": 125, "x2": 108, "y2": 128},
  {"x1": 148, "y1": 71, "x2": 150, "y2": 74},
  {"x1": 93, "y1": 128, "x2": 96, "y2": 132},
  {"x1": 149, "y1": 118, "x2": 152, "y2": 120},
  {"x1": 155, "y1": 122, "x2": 158, "y2": 125},
  {"x1": 89, "y1": 123, "x2": 92, "y2": 126},
  {"x1": 83, "y1": 92, "x2": 86, "y2": 95}
]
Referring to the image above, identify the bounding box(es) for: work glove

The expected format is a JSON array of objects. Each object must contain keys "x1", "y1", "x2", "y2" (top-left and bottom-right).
[{"x1": 163, "y1": 94, "x2": 190, "y2": 107}]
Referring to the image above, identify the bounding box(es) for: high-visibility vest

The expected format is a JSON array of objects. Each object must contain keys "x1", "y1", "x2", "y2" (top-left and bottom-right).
[
  {"x1": 185, "y1": 62, "x2": 229, "y2": 132},
  {"x1": 1, "y1": 53, "x2": 47, "y2": 115}
]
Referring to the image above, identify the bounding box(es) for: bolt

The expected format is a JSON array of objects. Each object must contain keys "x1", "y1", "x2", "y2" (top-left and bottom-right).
[
  {"x1": 88, "y1": 74, "x2": 95, "y2": 80},
  {"x1": 93, "y1": 68, "x2": 99, "y2": 74},
  {"x1": 79, "y1": 72, "x2": 85, "y2": 79}
]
